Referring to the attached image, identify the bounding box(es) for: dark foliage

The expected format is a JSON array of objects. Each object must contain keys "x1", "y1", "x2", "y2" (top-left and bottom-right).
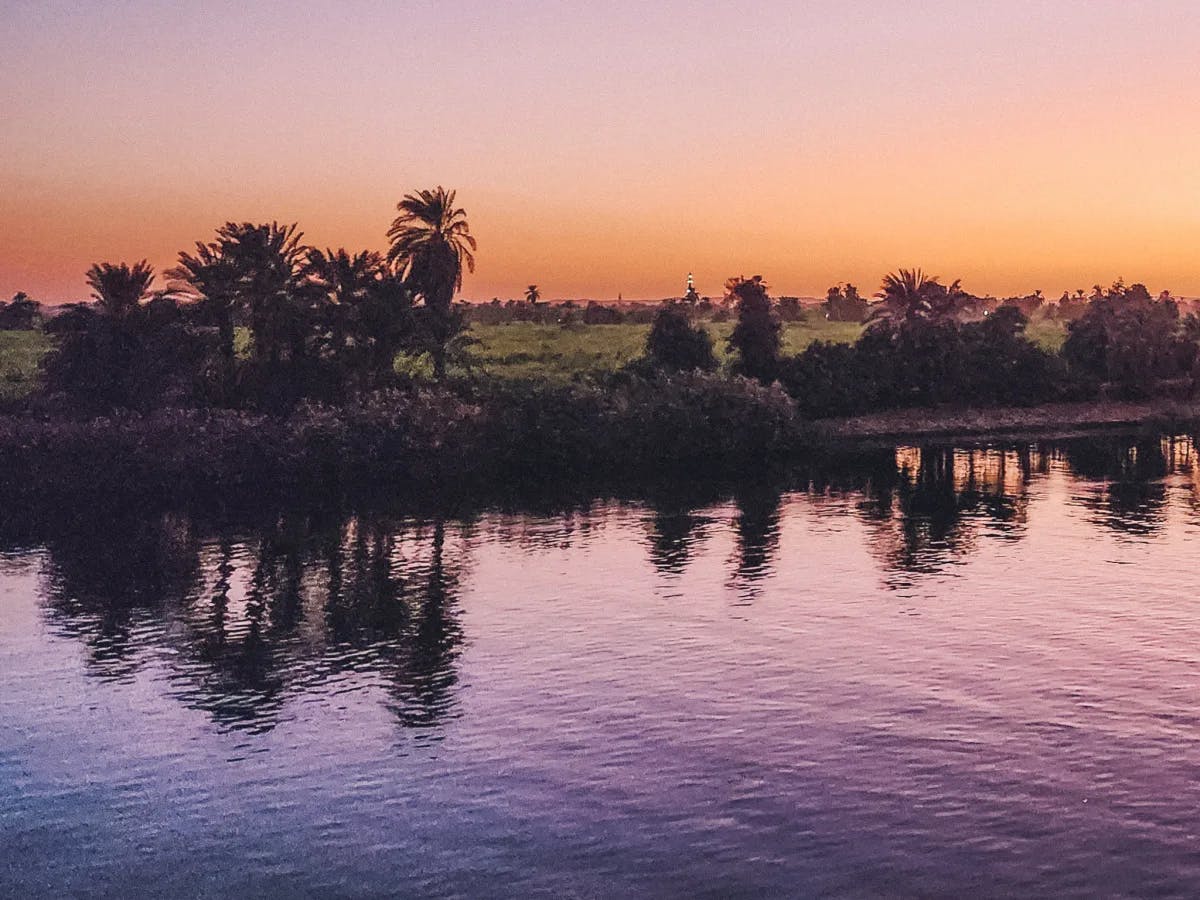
[
  {"x1": 778, "y1": 341, "x2": 874, "y2": 418},
  {"x1": 644, "y1": 303, "x2": 717, "y2": 372},
  {"x1": 776, "y1": 297, "x2": 806, "y2": 322},
  {"x1": 727, "y1": 276, "x2": 781, "y2": 383},
  {"x1": 42, "y1": 305, "x2": 219, "y2": 413},
  {"x1": 0, "y1": 375, "x2": 808, "y2": 508},
  {"x1": 1062, "y1": 281, "x2": 1197, "y2": 397},
  {"x1": 387, "y1": 187, "x2": 475, "y2": 378},
  {"x1": 780, "y1": 308, "x2": 1063, "y2": 418},
  {"x1": 0, "y1": 293, "x2": 42, "y2": 330},
  {"x1": 822, "y1": 284, "x2": 868, "y2": 323}
]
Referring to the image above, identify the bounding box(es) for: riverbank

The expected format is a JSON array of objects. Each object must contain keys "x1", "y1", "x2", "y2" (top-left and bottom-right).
[
  {"x1": 0, "y1": 384, "x2": 1195, "y2": 513},
  {"x1": 819, "y1": 398, "x2": 1200, "y2": 445}
]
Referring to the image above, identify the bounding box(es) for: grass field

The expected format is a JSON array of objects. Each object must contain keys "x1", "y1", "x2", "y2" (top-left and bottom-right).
[
  {"x1": 0, "y1": 317, "x2": 1070, "y2": 398},
  {"x1": 463, "y1": 320, "x2": 867, "y2": 379},
  {"x1": 0, "y1": 330, "x2": 52, "y2": 400}
]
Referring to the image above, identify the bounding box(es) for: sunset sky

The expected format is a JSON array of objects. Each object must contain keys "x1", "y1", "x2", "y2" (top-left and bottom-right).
[{"x1": 3, "y1": 0, "x2": 1199, "y2": 303}]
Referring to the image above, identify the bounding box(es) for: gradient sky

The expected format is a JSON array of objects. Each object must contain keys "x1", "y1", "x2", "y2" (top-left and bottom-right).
[{"x1": 3, "y1": 0, "x2": 1200, "y2": 302}]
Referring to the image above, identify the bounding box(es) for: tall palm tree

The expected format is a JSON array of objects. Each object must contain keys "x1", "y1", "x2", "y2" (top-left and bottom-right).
[
  {"x1": 525, "y1": 284, "x2": 540, "y2": 304},
  {"x1": 223, "y1": 222, "x2": 307, "y2": 364},
  {"x1": 85, "y1": 260, "x2": 154, "y2": 319},
  {"x1": 386, "y1": 187, "x2": 476, "y2": 377}
]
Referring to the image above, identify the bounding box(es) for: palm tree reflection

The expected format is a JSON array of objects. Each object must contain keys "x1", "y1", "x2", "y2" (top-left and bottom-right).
[
  {"x1": 40, "y1": 513, "x2": 466, "y2": 734},
  {"x1": 42, "y1": 510, "x2": 199, "y2": 680}
]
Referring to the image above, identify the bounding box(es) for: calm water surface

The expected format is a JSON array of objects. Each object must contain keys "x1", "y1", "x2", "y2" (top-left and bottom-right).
[{"x1": 4, "y1": 436, "x2": 1200, "y2": 897}]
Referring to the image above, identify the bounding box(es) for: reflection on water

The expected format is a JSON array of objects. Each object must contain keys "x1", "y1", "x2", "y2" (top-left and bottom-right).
[
  {"x1": 40, "y1": 513, "x2": 465, "y2": 734},
  {"x1": 6, "y1": 433, "x2": 1200, "y2": 895}
]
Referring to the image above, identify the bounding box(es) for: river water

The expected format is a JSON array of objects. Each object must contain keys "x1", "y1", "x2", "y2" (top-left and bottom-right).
[{"x1": 3, "y1": 435, "x2": 1200, "y2": 897}]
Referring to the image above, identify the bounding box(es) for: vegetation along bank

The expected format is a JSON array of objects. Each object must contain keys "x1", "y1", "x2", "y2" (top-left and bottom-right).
[{"x1": 4, "y1": 188, "x2": 1200, "y2": 502}]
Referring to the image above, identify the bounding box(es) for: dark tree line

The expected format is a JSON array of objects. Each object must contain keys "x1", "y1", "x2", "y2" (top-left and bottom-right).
[
  {"x1": 643, "y1": 269, "x2": 1200, "y2": 418},
  {"x1": 0, "y1": 292, "x2": 43, "y2": 330},
  {"x1": 40, "y1": 187, "x2": 474, "y2": 411}
]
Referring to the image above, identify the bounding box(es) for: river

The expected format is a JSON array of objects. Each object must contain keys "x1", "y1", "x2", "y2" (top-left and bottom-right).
[{"x1": 3, "y1": 435, "x2": 1200, "y2": 897}]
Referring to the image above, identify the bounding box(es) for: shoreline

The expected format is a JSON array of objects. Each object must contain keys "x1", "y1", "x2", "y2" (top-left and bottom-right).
[
  {"x1": 816, "y1": 398, "x2": 1199, "y2": 445},
  {"x1": 1, "y1": 390, "x2": 1196, "y2": 515}
]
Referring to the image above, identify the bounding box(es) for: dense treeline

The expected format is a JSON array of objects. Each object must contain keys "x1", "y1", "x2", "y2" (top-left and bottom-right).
[
  {"x1": 646, "y1": 270, "x2": 1200, "y2": 418},
  {"x1": 5, "y1": 187, "x2": 1200, "y2": 501},
  {"x1": 33, "y1": 187, "x2": 475, "y2": 412}
]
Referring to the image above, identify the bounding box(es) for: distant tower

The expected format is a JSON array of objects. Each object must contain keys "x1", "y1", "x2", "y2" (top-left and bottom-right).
[{"x1": 684, "y1": 272, "x2": 700, "y2": 304}]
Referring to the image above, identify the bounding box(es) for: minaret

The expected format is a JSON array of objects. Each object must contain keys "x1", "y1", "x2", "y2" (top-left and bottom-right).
[{"x1": 684, "y1": 272, "x2": 700, "y2": 304}]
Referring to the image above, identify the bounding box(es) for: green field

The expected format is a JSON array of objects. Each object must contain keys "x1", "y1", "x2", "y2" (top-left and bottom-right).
[
  {"x1": 463, "y1": 320, "x2": 866, "y2": 380},
  {"x1": 0, "y1": 317, "x2": 1069, "y2": 398},
  {"x1": 0, "y1": 330, "x2": 52, "y2": 400}
]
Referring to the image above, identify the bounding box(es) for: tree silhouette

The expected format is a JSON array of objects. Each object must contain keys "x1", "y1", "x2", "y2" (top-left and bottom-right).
[
  {"x1": 0, "y1": 291, "x2": 43, "y2": 329},
  {"x1": 726, "y1": 275, "x2": 781, "y2": 382},
  {"x1": 645, "y1": 302, "x2": 717, "y2": 371},
  {"x1": 525, "y1": 284, "x2": 540, "y2": 304},
  {"x1": 85, "y1": 260, "x2": 154, "y2": 319},
  {"x1": 822, "y1": 283, "x2": 868, "y2": 323},
  {"x1": 303, "y1": 248, "x2": 412, "y2": 387},
  {"x1": 229, "y1": 222, "x2": 308, "y2": 365},
  {"x1": 386, "y1": 187, "x2": 476, "y2": 378},
  {"x1": 869, "y1": 269, "x2": 964, "y2": 328},
  {"x1": 168, "y1": 236, "x2": 240, "y2": 379}
]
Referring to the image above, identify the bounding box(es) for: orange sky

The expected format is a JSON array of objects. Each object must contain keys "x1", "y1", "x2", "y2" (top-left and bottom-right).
[{"x1": 3, "y1": 1, "x2": 1200, "y2": 303}]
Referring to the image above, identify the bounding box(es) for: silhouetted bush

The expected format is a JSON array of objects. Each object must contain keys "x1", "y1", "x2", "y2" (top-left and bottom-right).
[
  {"x1": 0, "y1": 375, "x2": 810, "y2": 506},
  {"x1": 779, "y1": 341, "x2": 875, "y2": 418},
  {"x1": 41, "y1": 307, "x2": 219, "y2": 413},
  {"x1": 0, "y1": 293, "x2": 42, "y2": 330},
  {"x1": 821, "y1": 285, "x2": 869, "y2": 323},
  {"x1": 958, "y1": 306, "x2": 1063, "y2": 405},
  {"x1": 644, "y1": 303, "x2": 717, "y2": 372},
  {"x1": 727, "y1": 276, "x2": 781, "y2": 383},
  {"x1": 779, "y1": 307, "x2": 1061, "y2": 418},
  {"x1": 776, "y1": 297, "x2": 807, "y2": 322},
  {"x1": 1062, "y1": 283, "x2": 1197, "y2": 397},
  {"x1": 583, "y1": 301, "x2": 624, "y2": 325}
]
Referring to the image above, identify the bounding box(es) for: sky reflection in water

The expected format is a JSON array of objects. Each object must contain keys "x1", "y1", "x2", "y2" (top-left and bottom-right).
[{"x1": 3, "y1": 435, "x2": 1200, "y2": 897}]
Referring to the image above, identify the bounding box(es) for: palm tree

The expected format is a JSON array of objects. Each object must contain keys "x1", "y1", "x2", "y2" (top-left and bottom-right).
[
  {"x1": 304, "y1": 248, "x2": 412, "y2": 385},
  {"x1": 223, "y1": 222, "x2": 307, "y2": 364},
  {"x1": 85, "y1": 260, "x2": 154, "y2": 319},
  {"x1": 869, "y1": 268, "x2": 963, "y2": 327},
  {"x1": 169, "y1": 222, "x2": 308, "y2": 367},
  {"x1": 386, "y1": 187, "x2": 476, "y2": 378},
  {"x1": 168, "y1": 239, "x2": 239, "y2": 377},
  {"x1": 525, "y1": 284, "x2": 540, "y2": 304}
]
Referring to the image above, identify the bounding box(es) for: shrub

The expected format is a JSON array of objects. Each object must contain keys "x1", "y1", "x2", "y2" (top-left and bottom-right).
[
  {"x1": 821, "y1": 285, "x2": 869, "y2": 323},
  {"x1": 779, "y1": 341, "x2": 875, "y2": 418},
  {"x1": 0, "y1": 293, "x2": 42, "y2": 330},
  {"x1": 727, "y1": 276, "x2": 781, "y2": 383},
  {"x1": 1062, "y1": 283, "x2": 1196, "y2": 397},
  {"x1": 644, "y1": 303, "x2": 717, "y2": 372},
  {"x1": 779, "y1": 307, "x2": 1061, "y2": 418},
  {"x1": 958, "y1": 306, "x2": 1061, "y2": 405},
  {"x1": 41, "y1": 306, "x2": 219, "y2": 413}
]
